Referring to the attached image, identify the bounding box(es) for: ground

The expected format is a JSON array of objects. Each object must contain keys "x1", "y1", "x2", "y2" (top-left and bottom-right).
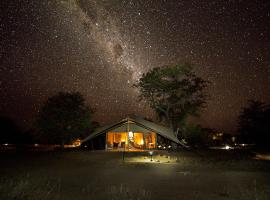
[{"x1": 1, "y1": 150, "x2": 270, "y2": 200}]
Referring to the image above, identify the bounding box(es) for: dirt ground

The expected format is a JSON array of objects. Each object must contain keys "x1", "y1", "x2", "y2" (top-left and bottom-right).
[{"x1": 1, "y1": 150, "x2": 270, "y2": 200}]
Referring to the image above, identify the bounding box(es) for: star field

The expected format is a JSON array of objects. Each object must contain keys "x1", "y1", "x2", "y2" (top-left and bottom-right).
[{"x1": 0, "y1": 0, "x2": 270, "y2": 133}]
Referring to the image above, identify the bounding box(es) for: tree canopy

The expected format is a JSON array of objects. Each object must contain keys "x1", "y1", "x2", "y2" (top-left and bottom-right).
[
  {"x1": 238, "y1": 100, "x2": 270, "y2": 147},
  {"x1": 135, "y1": 64, "x2": 208, "y2": 133},
  {"x1": 181, "y1": 123, "x2": 212, "y2": 148},
  {"x1": 0, "y1": 116, "x2": 28, "y2": 144},
  {"x1": 36, "y1": 92, "x2": 94, "y2": 147}
]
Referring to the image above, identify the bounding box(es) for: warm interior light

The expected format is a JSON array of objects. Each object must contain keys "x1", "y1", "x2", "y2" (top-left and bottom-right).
[
  {"x1": 72, "y1": 139, "x2": 81, "y2": 147},
  {"x1": 107, "y1": 132, "x2": 156, "y2": 150},
  {"x1": 128, "y1": 131, "x2": 133, "y2": 137}
]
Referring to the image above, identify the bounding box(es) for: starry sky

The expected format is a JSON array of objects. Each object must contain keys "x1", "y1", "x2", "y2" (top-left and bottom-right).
[{"x1": 1, "y1": 0, "x2": 270, "y2": 133}]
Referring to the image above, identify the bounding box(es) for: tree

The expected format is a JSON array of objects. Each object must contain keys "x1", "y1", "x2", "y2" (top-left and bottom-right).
[
  {"x1": 181, "y1": 123, "x2": 212, "y2": 147},
  {"x1": 0, "y1": 116, "x2": 23, "y2": 144},
  {"x1": 36, "y1": 92, "x2": 94, "y2": 149},
  {"x1": 238, "y1": 100, "x2": 270, "y2": 147},
  {"x1": 135, "y1": 64, "x2": 208, "y2": 133}
]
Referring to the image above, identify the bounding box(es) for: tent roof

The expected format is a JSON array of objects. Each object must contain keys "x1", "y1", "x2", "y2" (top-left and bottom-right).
[{"x1": 82, "y1": 115, "x2": 187, "y2": 147}]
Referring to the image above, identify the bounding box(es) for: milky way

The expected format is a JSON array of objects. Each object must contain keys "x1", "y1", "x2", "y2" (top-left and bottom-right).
[
  {"x1": 1, "y1": 0, "x2": 270, "y2": 133},
  {"x1": 66, "y1": 0, "x2": 143, "y2": 81}
]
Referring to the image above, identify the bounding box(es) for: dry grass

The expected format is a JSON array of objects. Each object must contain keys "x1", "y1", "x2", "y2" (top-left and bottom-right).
[
  {"x1": 0, "y1": 174, "x2": 61, "y2": 200},
  {"x1": 0, "y1": 150, "x2": 270, "y2": 200}
]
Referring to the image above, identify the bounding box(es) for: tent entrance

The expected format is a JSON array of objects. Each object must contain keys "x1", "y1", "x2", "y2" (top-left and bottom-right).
[{"x1": 106, "y1": 132, "x2": 156, "y2": 151}]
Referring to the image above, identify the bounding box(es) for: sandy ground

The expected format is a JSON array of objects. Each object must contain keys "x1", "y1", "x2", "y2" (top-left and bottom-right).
[{"x1": 0, "y1": 150, "x2": 270, "y2": 200}]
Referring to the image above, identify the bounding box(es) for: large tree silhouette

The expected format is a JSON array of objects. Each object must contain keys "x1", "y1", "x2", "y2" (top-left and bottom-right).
[
  {"x1": 238, "y1": 100, "x2": 270, "y2": 147},
  {"x1": 0, "y1": 117, "x2": 22, "y2": 144},
  {"x1": 36, "y1": 92, "x2": 94, "y2": 148},
  {"x1": 135, "y1": 64, "x2": 208, "y2": 134}
]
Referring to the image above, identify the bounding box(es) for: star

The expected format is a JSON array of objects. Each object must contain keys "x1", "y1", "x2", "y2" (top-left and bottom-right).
[{"x1": 0, "y1": 0, "x2": 269, "y2": 134}]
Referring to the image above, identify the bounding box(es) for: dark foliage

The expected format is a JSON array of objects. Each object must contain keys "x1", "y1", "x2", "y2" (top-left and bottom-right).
[
  {"x1": 0, "y1": 116, "x2": 32, "y2": 144},
  {"x1": 135, "y1": 64, "x2": 209, "y2": 133},
  {"x1": 181, "y1": 123, "x2": 212, "y2": 147},
  {"x1": 238, "y1": 100, "x2": 270, "y2": 147},
  {"x1": 36, "y1": 92, "x2": 94, "y2": 147}
]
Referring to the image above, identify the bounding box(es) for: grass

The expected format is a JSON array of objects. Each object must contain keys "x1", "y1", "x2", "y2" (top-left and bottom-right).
[
  {"x1": 0, "y1": 174, "x2": 61, "y2": 200},
  {"x1": 0, "y1": 150, "x2": 270, "y2": 200}
]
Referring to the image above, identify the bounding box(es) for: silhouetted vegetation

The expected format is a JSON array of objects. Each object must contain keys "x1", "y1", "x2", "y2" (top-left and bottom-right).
[
  {"x1": 180, "y1": 123, "x2": 213, "y2": 147},
  {"x1": 35, "y1": 92, "x2": 94, "y2": 149},
  {"x1": 135, "y1": 64, "x2": 209, "y2": 135},
  {"x1": 0, "y1": 116, "x2": 32, "y2": 144},
  {"x1": 238, "y1": 100, "x2": 270, "y2": 148}
]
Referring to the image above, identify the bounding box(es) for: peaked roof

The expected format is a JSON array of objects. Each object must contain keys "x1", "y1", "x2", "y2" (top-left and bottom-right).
[{"x1": 82, "y1": 115, "x2": 187, "y2": 147}]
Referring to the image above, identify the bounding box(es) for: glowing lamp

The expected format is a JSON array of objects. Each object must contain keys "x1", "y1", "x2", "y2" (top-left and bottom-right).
[
  {"x1": 128, "y1": 131, "x2": 133, "y2": 137},
  {"x1": 149, "y1": 151, "x2": 153, "y2": 161}
]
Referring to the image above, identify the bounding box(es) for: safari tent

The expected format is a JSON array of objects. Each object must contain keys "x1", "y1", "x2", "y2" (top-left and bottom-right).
[{"x1": 82, "y1": 115, "x2": 186, "y2": 151}]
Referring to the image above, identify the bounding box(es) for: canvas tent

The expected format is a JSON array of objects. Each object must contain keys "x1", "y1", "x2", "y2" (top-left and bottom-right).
[{"x1": 82, "y1": 115, "x2": 187, "y2": 151}]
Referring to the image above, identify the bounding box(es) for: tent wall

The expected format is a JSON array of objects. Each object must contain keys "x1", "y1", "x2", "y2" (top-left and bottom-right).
[{"x1": 106, "y1": 131, "x2": 156, "y2": 150}]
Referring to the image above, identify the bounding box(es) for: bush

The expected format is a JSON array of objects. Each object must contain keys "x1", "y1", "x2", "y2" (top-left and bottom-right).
[{"x1": 181, "y1": 124, "x2": 211, "y2": 147}]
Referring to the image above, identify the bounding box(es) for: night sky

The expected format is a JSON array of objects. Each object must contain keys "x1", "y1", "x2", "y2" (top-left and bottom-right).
[{"x1": 1, "y1": 0, "x2": 270, "y2": 133}]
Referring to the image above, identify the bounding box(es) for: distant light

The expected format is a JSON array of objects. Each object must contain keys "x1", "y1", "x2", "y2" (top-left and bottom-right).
[
  {"x1": 158, "y1": 145, "x2": 162, "y2": 148},
  {"x1": 3, "y1": 143, "x2": 8, "y2": 146},
  {"x1": 168, "y1": 145, "x2": 171, "y2": 148},
  {"x1": 225, "y1": 145, "x2": 230, "y2": 150},
  {"x1": 34, "y1": 144, "x2": 39, "y2": 147},
  {"x1": 72, "y1": 139, "x2": 81, "y2": 147},
  {"x1": 84, "y1": 145, "x2": 88, "y2": 148},
  {"x1": 163, "y1": 146, "x2": 166, "y2": 149}
]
